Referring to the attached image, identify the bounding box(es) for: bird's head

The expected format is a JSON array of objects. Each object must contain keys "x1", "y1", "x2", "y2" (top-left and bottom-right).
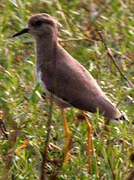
[{"x1": 13, "y1": 13, "x2": 58, "y2": 39}]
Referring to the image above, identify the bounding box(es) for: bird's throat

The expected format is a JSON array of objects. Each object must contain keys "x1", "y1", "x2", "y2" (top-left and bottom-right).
[{"x1": 35, "y1": 37, "x2": 57, "y2": 69}]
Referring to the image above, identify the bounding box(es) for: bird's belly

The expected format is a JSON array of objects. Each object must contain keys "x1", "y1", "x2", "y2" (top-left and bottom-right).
[{"x1": 36, "y1": 69, "x2": 70, "y2": 108}]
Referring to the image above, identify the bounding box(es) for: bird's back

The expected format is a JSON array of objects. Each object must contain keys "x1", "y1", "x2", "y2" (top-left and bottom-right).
[{"x1": 41, "y1": 44, "x2": 121, "y2": 120}]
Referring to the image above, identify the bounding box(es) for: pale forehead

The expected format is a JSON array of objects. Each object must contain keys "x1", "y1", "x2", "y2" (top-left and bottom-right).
[{"x1": 28, "y1": 13, "x2": 56, "y2": 24}]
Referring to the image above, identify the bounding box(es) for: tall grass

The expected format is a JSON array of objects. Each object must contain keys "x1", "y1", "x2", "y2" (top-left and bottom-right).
[{"x1": 0, "y1": 0, "x2": 134, "y2": 179}]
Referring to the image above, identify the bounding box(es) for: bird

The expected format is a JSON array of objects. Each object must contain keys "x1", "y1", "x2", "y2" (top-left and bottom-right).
[{"x1": 12, "y1": 13, "x2": 126, "y2": 171}]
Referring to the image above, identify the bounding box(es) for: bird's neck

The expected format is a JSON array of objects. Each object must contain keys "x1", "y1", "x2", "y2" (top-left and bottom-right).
[{"x1": 35, "y1": 36, "x2": 57, "y2": 70}]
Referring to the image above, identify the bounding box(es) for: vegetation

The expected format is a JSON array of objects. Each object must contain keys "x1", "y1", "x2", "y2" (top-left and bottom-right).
[{"x1": 0, "y1": 0, "x2": 134, "y2": 179}]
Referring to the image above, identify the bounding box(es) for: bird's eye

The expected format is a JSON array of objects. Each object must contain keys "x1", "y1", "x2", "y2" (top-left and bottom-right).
[{"x1": 36, "y1": 20, "x2": 43, "y2": 26}]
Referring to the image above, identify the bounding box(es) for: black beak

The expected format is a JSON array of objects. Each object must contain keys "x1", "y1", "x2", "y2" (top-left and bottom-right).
[{"x1": 12, "y1": 28, "x2": 29, "y2": 38}]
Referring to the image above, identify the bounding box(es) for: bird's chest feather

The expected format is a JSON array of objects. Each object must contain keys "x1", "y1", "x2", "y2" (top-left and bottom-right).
[
  {"x1": 36, "y1": 68, "x2": 70, "y2": 108},
  {"x1": 36, "y1": 68, "x2": 49, "y2": 94}
]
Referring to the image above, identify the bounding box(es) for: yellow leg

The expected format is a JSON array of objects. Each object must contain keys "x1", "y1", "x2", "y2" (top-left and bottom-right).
[
  {"x1": 61, "y1": 109, "x2": 70, "y2": 163},
  {"x1": 15, "y1": 140, "x2": 29, "y2": 153},
  {"x1": 82, "y1": 112, "x2": 92, "y2": 173}
]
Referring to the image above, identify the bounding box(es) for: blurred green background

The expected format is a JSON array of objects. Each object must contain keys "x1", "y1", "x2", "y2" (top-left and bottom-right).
[{"x1": 0, "y1": 0, "x2": 134, "y2": 179}]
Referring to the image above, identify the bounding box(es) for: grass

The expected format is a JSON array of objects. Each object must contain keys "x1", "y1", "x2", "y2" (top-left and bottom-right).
[{"x1": 0, "y1": 0, "x2": 134, "y2": 179}]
